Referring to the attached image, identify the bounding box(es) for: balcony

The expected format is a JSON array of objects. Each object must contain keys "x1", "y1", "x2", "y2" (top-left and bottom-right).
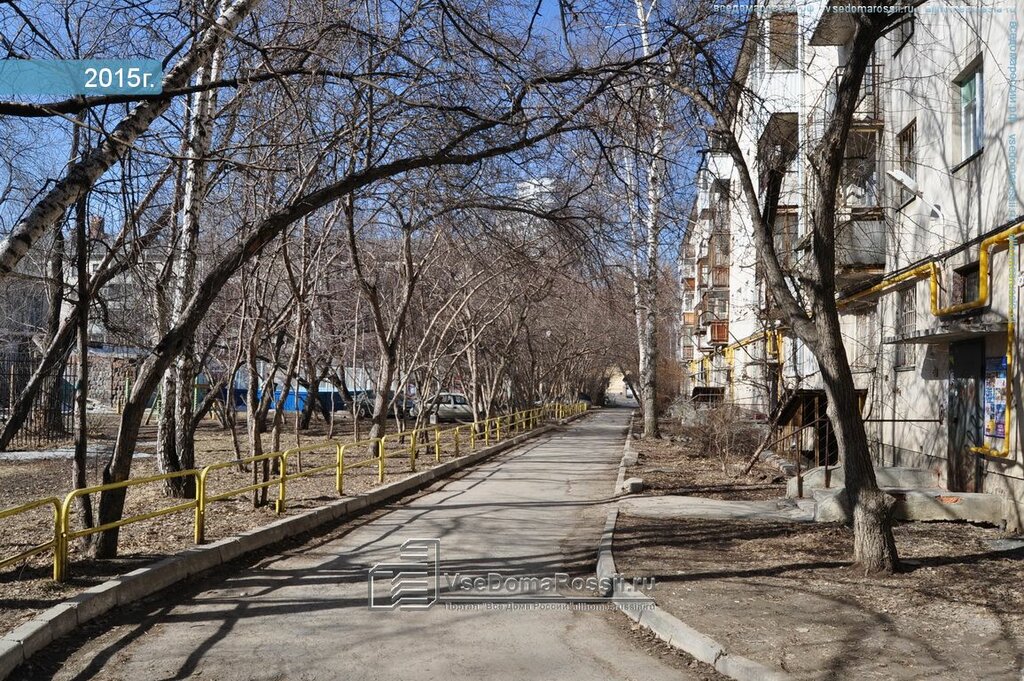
[
  {"x1": 710, "y1": 321, "x2": 729, "y2": 345},
  {"x1": 697, "y1": 291, "x2": 729, "y2": 328},
  {"x1": 807, "y1": 61, "x2": 882, "y2": 146},
  {"x1": 711, "y1": 266, "x2": 729, "y2": 289},
  {"x1": 836, "y1": 218, "x2": 885, "y2": 273}
]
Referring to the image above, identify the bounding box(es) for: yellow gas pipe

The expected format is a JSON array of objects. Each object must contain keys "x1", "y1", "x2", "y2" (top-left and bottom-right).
[{"x1": 839, "y1": 219, "x2": 1024, "y2": 458}]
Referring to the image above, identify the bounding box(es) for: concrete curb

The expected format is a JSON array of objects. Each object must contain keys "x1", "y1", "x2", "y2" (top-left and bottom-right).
[
  {"x1": 0, "y1": 413, "x2": 589, "y2": 680},
  {"x1": 598, "y1": 413, "x2": 792, "y2": 681},
  {"x1": 614, "y1": 412, "x2": 637, "y2": 494}
]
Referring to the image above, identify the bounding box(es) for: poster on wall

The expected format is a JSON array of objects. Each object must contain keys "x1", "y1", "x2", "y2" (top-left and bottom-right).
[{"x1": 984, "y1": 357, "x2": 1008, "y2": 438}]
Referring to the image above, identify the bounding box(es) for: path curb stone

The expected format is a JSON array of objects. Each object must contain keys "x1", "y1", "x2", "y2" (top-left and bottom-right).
[
  {"x1": 0, "y1": 413, "x2": 587, "y2": 680},
  {"x1": 598, "y1": 411, "x2": 792, "y2": 681}
]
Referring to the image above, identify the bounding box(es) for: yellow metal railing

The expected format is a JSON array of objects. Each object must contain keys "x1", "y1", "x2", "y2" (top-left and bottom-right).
[
  {"x1": 195, "y1": 450, "x2": 287, "y2": 544},
  {"x1": 0, "y1": 497, "x2": 60, "y2": 580},
  {"x1": 57, "y1": 469, "x2": 200, "y2": 581},
  {"x1": 1, "y1": 402, "x2": 587, "y2": 582}
]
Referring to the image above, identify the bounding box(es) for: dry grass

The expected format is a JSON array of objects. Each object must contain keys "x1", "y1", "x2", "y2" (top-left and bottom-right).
[
  {"x1": 629, "y1": 416, "x2": 784, "y2": 501},
  {"x1": 616, "y1": 417, "x2": 1024, "y2": 679},
  {"x1": 615, "y1": 515, "x2": 1024, "y2": 680},
  {"x1": 0, "y1": 411, "x2": 506, "y2": 634}
]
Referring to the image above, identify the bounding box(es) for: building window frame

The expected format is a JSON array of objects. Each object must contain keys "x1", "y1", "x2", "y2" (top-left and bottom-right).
[
  {"x1": 896, "y1": 120, "x2": 917, "y2": 208},
  {"x1": 955, "y1": 61, "x2": 984, "y2": 165},
  {"x1": 952, "y1": 262, "x2": 981, "y2": 307},
  {"x1": 774, "y1": 207, "x2": 799, "y2": 271},
  {"x1": 766, "y1": 12, "x2": 798, "y2": 72},
  {"x1": 892, "y1": 11, "x2": 914, "y2": 58},
  {"x1": 894, "y1": 286, "x2": 917, "y2": 370}
]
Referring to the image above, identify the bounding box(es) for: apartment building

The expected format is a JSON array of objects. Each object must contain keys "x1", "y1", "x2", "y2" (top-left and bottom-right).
[{"x1": 680, "y1": 1, "x2": 1024, "y2": 515}]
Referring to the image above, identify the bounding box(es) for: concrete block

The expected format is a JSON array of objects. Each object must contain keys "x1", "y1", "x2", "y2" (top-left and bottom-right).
[
  {"x1": 344, "y1": 496, "x2": 367, "y2": 512},
  {"x1": 115, "y1": 563, "x2": 171, "y2": 605},
  {"x1": 621, "y1": 477, "x2": 644, "y2": 494},
  {"x1": 117, "y1": 558, "x2": 189, "y2": 605},
  {"x1": 813, "y1": 488, "x2": 850, "y2": 523},
  {"x1": 363, "y1": 486, "x2": 392, "y2": 507},
  {"x1": 639, "y1": 607, "x2": 724, "y2": 664},
  {"x1": 4, "y1": 618, "x2": 53, "y2": 659},
  {"x1": 287, "y1": 510, "x2": 326, "y2": 535},
  {"x1": 893, "y1": 490, "x2": 1004, "y2": 524},
  {"x1": 788, "y1": 466, "x2": 940, "y2": 498},
  {"x1": 32, "y1": 602, "x2": 79, "y2": 639},
  {"x1": 210, "y1": 536, "x2": 247, "y2": 564},
  {"x1": 69, "y1": 579, "x2": 122, "y2": 624},
  {"x1": 0, "y1": 638, "x2": 24, "y2": 679},
  {"x1": 813, "y1": 486, "x2": 1005, "y2": 525},
  {"x1": 1003, "y1": 497, "x2": 1024, "y2": 533},
  {"x1": 177, "y1": 544, "x2": 224, "y2": 576},
  {"x1": 611, "y1": 589, "x2": 649, "y2": 623},
  {"x1": 716, "y1": 653, "x2": 791, "y2": 681}
]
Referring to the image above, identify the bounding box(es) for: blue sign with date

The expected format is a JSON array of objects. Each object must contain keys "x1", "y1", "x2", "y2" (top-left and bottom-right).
[{"x1": 0, "y1": 59, "x2": 163, "y2": 96}]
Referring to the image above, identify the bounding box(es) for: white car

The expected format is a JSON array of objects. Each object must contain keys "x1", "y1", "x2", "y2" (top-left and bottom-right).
[{"x1": 415, "y1": 392, "x2": 474, "y2": 422}]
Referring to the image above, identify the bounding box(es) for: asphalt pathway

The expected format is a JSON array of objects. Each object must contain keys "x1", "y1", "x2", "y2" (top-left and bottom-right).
[{"x1": 29, "y1": 409, "x2": 702, "y2": 681}]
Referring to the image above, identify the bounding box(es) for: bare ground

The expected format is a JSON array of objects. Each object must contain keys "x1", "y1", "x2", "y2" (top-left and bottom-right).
[
  {"x1": 0, "y1": 412, "x2": 497, "y2": 634},
  {"x1": 628, "y1": 416, "x2": 786, "y2": 501},
  {"x1": 617, "y1": 417, "x2": 1024, "y2": 680}
]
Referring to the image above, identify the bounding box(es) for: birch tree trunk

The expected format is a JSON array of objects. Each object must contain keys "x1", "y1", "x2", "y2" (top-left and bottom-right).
[
  {"x1": 167, "y1": 14, "x2": 227, "y2": 496},
  {"x1": 0, "y1": 0, "x2": 260, "y2": 280}
]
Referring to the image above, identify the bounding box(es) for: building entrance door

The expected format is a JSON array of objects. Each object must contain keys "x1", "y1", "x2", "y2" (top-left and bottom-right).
[{"x1": 947, "y1": 339, "x2": 984, "y2": 492}]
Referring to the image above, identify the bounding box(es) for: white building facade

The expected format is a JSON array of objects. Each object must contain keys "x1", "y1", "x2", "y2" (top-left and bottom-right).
[{"x1": 680, "y1": 1, "x2": 1024, "y2": 521}]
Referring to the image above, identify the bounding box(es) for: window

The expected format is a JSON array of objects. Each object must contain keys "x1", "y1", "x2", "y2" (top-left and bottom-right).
[
  {"x1": 773, "y1": 209, "x2": 798, "y2": 270},
  {"x1": 895, "y1": 287, "x2": 917, "y2": 368},
  {"x1": 896, "y1": 120, "x2": 916, "y2": 205},
  {"x1": 711, "y1": 233, "x2": 730, "y2": 260},
  {"x1": 768, "y1": 13, "x2": 798, "y2": 71},
  {"x1": 853, "y1": 313, "x2": 876, "y2": 370},
  {"x1": 892, "y1": 12, "x2": 914, "y2": 57},
  {"x1": 953, "y1": 263, "x2": 981, "y2": 305},
  {"x1": 711, "y1": 321, "x2": 729, "y2": 344},
  {"x1": 957, "y1": 64, "x2": 984, "y2": 161}
]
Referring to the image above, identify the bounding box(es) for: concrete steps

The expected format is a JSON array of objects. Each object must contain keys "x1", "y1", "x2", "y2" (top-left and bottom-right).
[
  {"x1": 812, "y1": 487, "x2": 1006, "y2": 525},
  {"x1": 786, "y1": 465, "x2": 940, "y2": 498},
  {"x1": 782, "y1": 466, "x2": 1006, "y2": 526}
]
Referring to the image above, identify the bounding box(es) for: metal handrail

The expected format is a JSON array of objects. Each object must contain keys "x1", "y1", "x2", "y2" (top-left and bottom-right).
[
  {"x1": 1, "y1": 402, "x2": 583, "y2": 582},
  {"x1": 0, "y1": 497, "x2": 60, "y2": 579}
]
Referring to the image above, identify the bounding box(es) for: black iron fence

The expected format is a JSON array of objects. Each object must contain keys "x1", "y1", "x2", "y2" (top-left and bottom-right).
[{"x1": 0, "y1": 353, "x2": 76, "y2": 449}]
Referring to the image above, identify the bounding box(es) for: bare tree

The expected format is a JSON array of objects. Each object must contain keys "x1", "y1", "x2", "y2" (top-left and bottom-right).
[{"x1": 670, "y1": 4, "x2": 903, "y2": 573}]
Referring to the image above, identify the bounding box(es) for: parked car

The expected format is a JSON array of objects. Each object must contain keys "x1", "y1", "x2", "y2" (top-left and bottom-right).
[
  {"x1": 351, "y1": 390, "x2": 415, "y2": 419},
  {"x1": 412, "y1": 392, "x2": 474, "y2": 422}
]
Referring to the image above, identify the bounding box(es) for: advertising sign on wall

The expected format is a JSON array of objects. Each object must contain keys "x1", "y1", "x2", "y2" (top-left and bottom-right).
[{"x1": 984, "y1": 357, "x2": 1008, "y2": 438}]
